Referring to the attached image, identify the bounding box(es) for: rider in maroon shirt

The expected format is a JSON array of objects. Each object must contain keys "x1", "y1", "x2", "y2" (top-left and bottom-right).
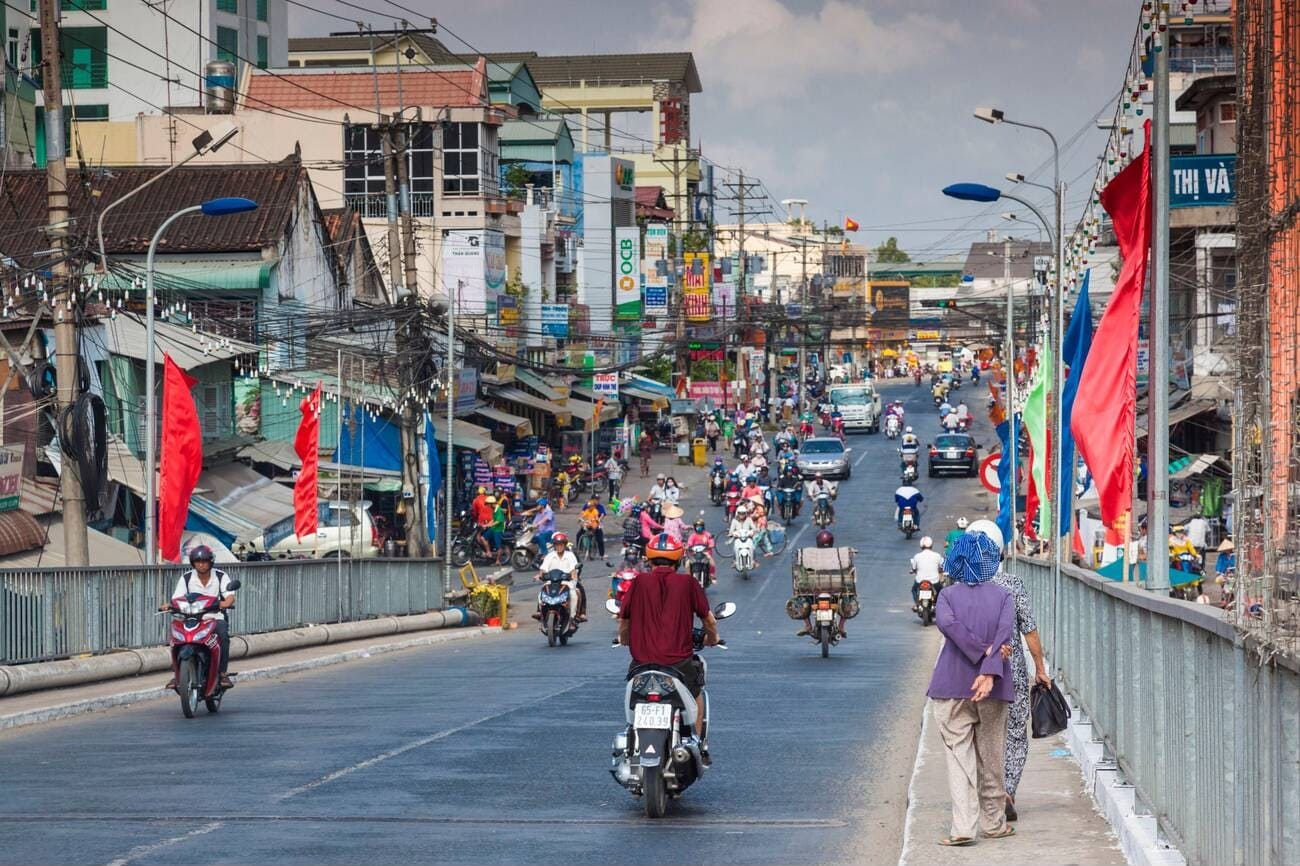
[{"x1": 618, "y1": 533, "x2": 719, "y2": 747}]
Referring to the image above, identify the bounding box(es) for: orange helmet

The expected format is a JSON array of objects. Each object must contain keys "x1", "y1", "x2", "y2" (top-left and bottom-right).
[{"x1": 645, "y1": 532, "x2": 684, "y2": 564}]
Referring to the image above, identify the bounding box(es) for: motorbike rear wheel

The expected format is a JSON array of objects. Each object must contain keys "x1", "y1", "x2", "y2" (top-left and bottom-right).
[
  {"x1": 511, "y1": 548, "x2": 533, "y2": 571},
  {"x1": 179, "y1": 658, "x2": 199, "y2": 719},
  {"x1": 546, "y1": 611, "x2": 558, "y2": 647},
  {"x1": 450, "y1": 542, "x2": 471, "y2": 568},
  {"x1": 643, "y1": 765, "x2": 669, "y2": 819},
  {"x1": 923, "y1": 607, "x2": 934, "y2": 627},
  {"x1": 592, "y1": 476, "x2": 609, "y2": 494},
  {"x1": 820, "y1": 625, "x2": 831, "y2": 658}
]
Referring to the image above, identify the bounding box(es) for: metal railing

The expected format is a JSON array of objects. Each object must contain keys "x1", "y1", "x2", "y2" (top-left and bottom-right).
[
  {"x1": 0, "y1": 559, "x2": 445, "y2": 665},
  {"x1": 1012, "y1": 558, "x2": 1300, "y2": 866},
  {"x1": 343, "y1": 192, "x2": 436, "y2": 219}
]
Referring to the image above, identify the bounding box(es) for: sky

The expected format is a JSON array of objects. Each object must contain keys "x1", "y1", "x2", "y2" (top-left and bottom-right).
[{"x1": 298, "y1": 0, "x2": 1138, "y2": 262}]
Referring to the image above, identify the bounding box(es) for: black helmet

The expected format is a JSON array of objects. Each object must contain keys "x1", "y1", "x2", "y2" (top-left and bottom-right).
[
  {"x1": 815, "y1": 530, "x2": 834, "y2": 548},
  {"x1": 189, "y1": 545, "x2": 215, "y2": 565},
  {"x1": 693, "y1": 518, "x2": 706, "y2": 531}
]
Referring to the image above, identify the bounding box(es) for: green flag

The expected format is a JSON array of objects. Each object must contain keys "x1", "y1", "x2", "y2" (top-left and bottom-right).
[{"x1": 1023, "y1": 341, "x2": 1051, "y2": 539}]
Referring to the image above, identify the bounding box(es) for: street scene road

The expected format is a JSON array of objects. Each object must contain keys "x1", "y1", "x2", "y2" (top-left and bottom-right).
[{"x1": 0, "y1": 384, "x2": 995, "y2": 866}]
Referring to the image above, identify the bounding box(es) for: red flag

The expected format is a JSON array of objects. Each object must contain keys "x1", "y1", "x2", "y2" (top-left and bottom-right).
[
  {"x1": 158, "y1": 354, "x2": 203, "y2": 563},
  {"x1": 843, "y1": 217, "x2": 860, "y2": 232},
  {"x1": 294, "y1": 384, "x2": 321, "y2": 541},
  {"x1": 1072, "y1": 522, "x2": 1087, "y2": 559},
  {"x1": 1070, "y1": 121, "x2": 1152, "y2": 539}
]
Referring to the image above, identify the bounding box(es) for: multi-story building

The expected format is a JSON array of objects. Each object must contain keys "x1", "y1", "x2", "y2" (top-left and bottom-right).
[{"x1": 0, "y1": 3, "x2": 36, "y2": 168}]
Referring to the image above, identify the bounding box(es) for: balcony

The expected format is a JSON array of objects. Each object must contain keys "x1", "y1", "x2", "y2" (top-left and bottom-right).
[
  {"x1": 343, "y1": 192, "x2": 436, "y2": 219},
  {"x1": 1168, "y1": 46, "x2": 1234, "y2": 74}
]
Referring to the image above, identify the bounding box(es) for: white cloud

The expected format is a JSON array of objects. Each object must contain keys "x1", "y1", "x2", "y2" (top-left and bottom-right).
[{"x1": 646, "y1": 0, "x2": 962, "y2": 108}]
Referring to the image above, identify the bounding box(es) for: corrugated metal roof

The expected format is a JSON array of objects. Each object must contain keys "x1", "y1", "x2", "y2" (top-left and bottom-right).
[
  {"x1": 197, "y1": 463, "x2": 295, "y2": 531},
  {"x1": 95, "y1": 261, "x2": 273, "y2": 292},
  {"x1": 499, "y1": 117, "x2": 571, "y2": 144},
  {"x1": 0, "y1": 158, "x2": 304, "y2": 267},
  {"x1": 962, "y1": 240, "x2": 1054, "y2": 280},
  {"x1": 244, "y1": 62, "x2": 487, "y2": 112},
  {"x1": 95, "y1": 314, "x2": 259, "y2": 369},
  {"x1": 0, "y1": 517, "x2": 145, "y2": 567},
  {"x1": 523, "y1": 53, "x2": 701, "y2": 92}
]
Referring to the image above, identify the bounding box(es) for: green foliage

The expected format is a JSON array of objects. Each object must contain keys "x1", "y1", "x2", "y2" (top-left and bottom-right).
[
  {"x1": 503, "y1": 164, "x2": 533, "y2": 199},
  {"x1": 643, "y1": 356, "x2": 674, "y2": 384},
  {"x1": 688, "y1": 359, "x2": 736, "y2": 381},
  {"x1": 873, "y1": 236, "x2": 911, "y2": 263},
  {"x1": 680, "y1": 230, "x2": 710, "y2": 253}
]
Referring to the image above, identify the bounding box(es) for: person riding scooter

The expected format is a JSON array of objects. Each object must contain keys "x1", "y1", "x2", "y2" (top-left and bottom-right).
[
  {"x1": 535, "y1": 532, "x2": 586, "y2": 624},
  {"x1": 796, "y1": 529, "x2": 846, "y2": 638},
  {"x1": 685, "y1": 517, "x2": 717, "y2": 580},
  {"x1": 894, "y1": 484, "x2": 924, "y2": 529},
  {"x1": 910, "y1": 536, "x2": 946, "y2": 610},
  {"x1": 160, "y1": 546, "x2": 236, "y2": 690}
]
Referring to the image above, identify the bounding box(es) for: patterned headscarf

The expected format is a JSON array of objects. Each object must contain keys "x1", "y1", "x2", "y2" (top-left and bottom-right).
[{"x1": 944, "y1": 532, "x2": 1002, "y2": 585}]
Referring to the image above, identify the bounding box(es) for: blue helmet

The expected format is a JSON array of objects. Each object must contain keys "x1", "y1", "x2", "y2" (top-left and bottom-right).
[{"x1": 537, "y1": 498, "x2": 548, "y2": 508}]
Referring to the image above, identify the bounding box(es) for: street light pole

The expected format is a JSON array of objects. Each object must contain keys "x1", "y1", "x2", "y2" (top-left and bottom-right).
[{"x1": 144, "y1": 197, "x2": 258, "y2": 565}]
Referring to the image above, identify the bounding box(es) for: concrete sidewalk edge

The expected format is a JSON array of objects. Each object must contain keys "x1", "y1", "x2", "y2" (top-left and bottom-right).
[
  {"x1": 1063, "y1": 695, "x2": 1187, "y2": 866},
  {"x1": 0, "y1": 626, "x2": 501, "y2": 732},
  {"x1": 898, "y1": 697, "x2": 934, "y2": 866}
]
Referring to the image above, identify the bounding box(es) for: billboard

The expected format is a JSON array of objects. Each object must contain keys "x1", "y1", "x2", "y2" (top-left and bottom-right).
[
  {"x1": 441, "y1": 230, "x2": 506, "y2": 314},
  {"x1": 455, "y1": 368, "x2": 478, "y2": 415},
  {"x1": 496, "y1": 294, "x2": 519, "y2": 327},
  {"x1": 593, "y1": 372, "x2": 619, "y2": 397},
  {"x1": 1170, "y1": 154, "x2": 1235, "y2": 208},
  {"x1": 869, "y1": 280, "x2": 911, "y2": 328},
  {"x1": 615, "y1": 226, "x2": 642, "y2": 321},
  {"x1": 643, "y1": 223, "x2": 670, "y2": 317},
  {"x1": 541, "y1": 304, "x2": 569, "y2": 338},
  {"x1": 684, "y1": 252, "x2": 711, "y2": 322}
]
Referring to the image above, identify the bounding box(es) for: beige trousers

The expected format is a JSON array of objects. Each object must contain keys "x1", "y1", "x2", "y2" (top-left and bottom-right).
[{"x1": 931, "y1": 698, "x2": 1011, "y2": 840}]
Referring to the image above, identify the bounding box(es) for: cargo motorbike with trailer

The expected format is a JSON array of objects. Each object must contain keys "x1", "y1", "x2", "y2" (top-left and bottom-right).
[{"x1": 786, "y1": 546, "x2": 859, "y2": 658}]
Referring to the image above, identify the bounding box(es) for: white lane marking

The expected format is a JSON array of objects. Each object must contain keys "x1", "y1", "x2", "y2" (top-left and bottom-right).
[
  {"x1": 897, "y1": 698, "x2": 932, "y2": 866},
  {"x1": 104, "y1": 821, "x2": 223, "y2": 866},
  {"x1": 276, "y1": 680, "x2": 587, "y2": 800},
  {"x1": 854, "y1": 446, "x2": 872, "y2": 467}
]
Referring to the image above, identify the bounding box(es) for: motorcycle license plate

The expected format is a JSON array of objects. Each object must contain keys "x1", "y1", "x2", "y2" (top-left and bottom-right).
[
  {"x1": 918, "y1": 590, "x2": 934, "y2": 600},
  {"x1": 815, "y1": 609, "x2": 834, "y2": 622},
  {"x1": 634, "y1": 703, "x2": 673, "y2": 729}
]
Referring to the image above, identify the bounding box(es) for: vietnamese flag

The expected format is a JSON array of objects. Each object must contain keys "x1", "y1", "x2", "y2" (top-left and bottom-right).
[
  {"x1": 294, "y1": 384, "x2": 322, "y2": 541},
  {"x1": 1071, "y1": 121, "x2": 1152, "y2": 542},
  {"x1": 843, "y1": 217, "x2": 860, "y2": 232},
  {"x1": 158, "y1": 354, "x2": 203, "y2": 563}
]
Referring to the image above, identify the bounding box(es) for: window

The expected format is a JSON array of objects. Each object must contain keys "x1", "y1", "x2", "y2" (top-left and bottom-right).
[
  {"x1": 30, "y1": 26, "x2": 108, "y2": 89},
  {"x1": 216, "y1": 0, "x2": 237, "y2": 13},
  {"x1": 7, "y1": 28, "x2": 18, "y2": 70},
  {"x1": 343, "y1": 123, "x2": 435, "y2": 215},
  {"x1": 1219, "y1": 101, "x2": 1236, "y2": 123},
  {"x1": 317, "y1": 503, "x2": 357, "y2": 528},
  {"x1": 30, "y1": 0, "x2": 106, "y2": 9},
  {"x1": 343, "y1": 123, "x2": 385, "y2": 199},
  {"x1": 443, "y1": 121, "x2": 479, "y2": 195},
  {"x1": 256, "y1": 35, "x2": 268, "y2": 69},
  {"x1": 215, "y1": 26, "x2": 238, "y2": 64},
  {"x1": 197, "y1": 382, "x2": 232, "y2": 441},
  {"x1": 256, "y1": 0, "x2": 267, "y2": 20}
]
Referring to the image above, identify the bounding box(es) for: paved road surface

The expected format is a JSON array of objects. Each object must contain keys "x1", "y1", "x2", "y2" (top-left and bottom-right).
[{"x1": 0, "y1": 380, "x2": 999, "y2": 866}]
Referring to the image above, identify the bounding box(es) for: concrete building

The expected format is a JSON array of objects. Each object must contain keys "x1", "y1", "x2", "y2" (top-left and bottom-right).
[
  {"x1": 574, "y1": 152, "x2": 636, "y2": 346},
  {"x1": 1, "y1": 3, "x2": 36, "y2": 169}
]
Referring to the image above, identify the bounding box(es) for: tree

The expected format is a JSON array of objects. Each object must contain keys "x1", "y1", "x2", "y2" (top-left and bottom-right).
[
  {"x1": 874, "y1": 236, "x2": 911, "y2": 263},
  {"x1": 503, "y1": 164, "x2": 533, "y2": 200}
]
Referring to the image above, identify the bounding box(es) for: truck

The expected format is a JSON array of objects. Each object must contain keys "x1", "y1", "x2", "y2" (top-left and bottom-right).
[{"x1": 827, "y1": 382, "x2": 882, "y2": 433}]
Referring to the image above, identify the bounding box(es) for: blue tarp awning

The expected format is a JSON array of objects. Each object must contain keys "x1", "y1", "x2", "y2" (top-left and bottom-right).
[{"x1": 335, "y1": 408, "x2": 402, "y2": 472}]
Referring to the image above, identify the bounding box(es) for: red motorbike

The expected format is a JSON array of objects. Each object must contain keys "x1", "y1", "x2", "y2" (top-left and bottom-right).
[
  {"x1": 831, "y1": 417, "x2": 845, "y2": 440},
  {"x1": 165, "y1": 579, "x2": 241, "y2": 718},
  {"x1": 798, "y1": 419, "x2": 814, "y2": 440},
  {"x1": 724, "y1": 489, "x2": 743, "y2": 520}
]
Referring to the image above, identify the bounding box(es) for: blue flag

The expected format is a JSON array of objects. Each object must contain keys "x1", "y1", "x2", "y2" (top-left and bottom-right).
[
  {"x1": 1058, "y1": 272, "x2": 1093, "y2": 536},
  {"x1": 995, "y1": 415, "x2": 1020, "y2": 546},
  {"x1": 425, "y1": 413, "x2": 442, "y2": 543}
]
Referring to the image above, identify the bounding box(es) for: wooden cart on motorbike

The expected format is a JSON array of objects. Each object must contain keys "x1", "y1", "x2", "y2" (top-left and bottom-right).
[{"x1": 787, "y1": 546, "x2": 860, "y2": 658}]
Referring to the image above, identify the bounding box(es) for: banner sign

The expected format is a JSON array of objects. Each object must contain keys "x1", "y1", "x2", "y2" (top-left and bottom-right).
[
  {"x1": 869, "y1": 280, "x2": 911, "y2": 327},
  {"x1": 541, "y1": 304, "x2": 570, "y2": 339},
  {"x1": 643, "y1": 223, "x2": 669, "y2": 317},
  {"x1": 1170, "y1": 154, "x2": 1236, "y2": 208},
  {"x1": 593, "y1": 372, "x2": 619, "y2": 398},
  {"x1": 496, "y1": 294, "x2": 519, "y2": 327},
  {"x1": 615, "y1": 226, "x2": 642, "y2": 321},
  {"x1": 0, "y1": 445, "x2": 22, "y2": 511},
  {"x1": 455, "y1": 368, "x2": 478, "y2": 415},
  {"x1": 684, "y1": 252, "x2": 712, "y2": 322},
  {"x1": 441, "y1": 230, "x2": 505, "y2": 315}
]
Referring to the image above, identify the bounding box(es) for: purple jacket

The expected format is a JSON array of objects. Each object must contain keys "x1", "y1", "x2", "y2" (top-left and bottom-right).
[{"x1": 926, "y1": 581, "x2": 1016, "y2": 702}]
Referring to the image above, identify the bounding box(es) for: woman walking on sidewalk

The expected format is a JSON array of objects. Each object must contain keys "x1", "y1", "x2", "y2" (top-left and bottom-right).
[
  {"x1": 971, "y1": 518, "x2": 1052, "y2": 822},
  {"x1": 927, "y1": 531, "x2": 1017, "y2": 848}
]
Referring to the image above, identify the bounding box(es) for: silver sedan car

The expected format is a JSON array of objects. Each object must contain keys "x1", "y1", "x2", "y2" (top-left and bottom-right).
[{"x1": 796, "y1": 437, "x2": 852, "y2": 480}]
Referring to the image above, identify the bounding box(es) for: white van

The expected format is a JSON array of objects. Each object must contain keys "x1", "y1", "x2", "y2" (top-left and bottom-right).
[
  {"x1": 243, "y1": 501, "x2": 380, "y2": 559},
  {"x1": 827, "y1": 383, "x2": 882, "y2": 433}
]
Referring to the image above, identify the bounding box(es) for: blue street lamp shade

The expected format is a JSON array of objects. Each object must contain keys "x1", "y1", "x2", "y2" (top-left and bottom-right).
[
  {"x1": 942, "y1": 183, "x2": 1002, "y2": 203},
  {"x1": 200, "y1": 196, "x2": 259, "y2": 216}
]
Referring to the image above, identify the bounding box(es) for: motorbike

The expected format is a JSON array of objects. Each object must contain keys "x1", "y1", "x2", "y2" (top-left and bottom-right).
[
  {"x1": 798, "y1": 419, "x2": 814, "y2": 440},
  {"x1": 830, "y1": 417, "x2": 845, "y2": 440},
  {"x1": 731, "y1": 530, "x2": 757, "y2": 579},
  {"x1": 914, "y1": 371, "x2": 922, "y2": 386},
  {"x1": 709, "y1": 473, "x2": 727, "y2": 506},
  {"x1": 511, "y1": 521, "x2": 546, "y2": 571},
  {"x1": 759, "y1": 483, "x2": 776, "y2": 516},
  {"x1": 607, "y1": 599, "x2": 736, "y2": 819},
  {"x1": 724, "y1": 489, "x2": 742, "y2": 521},
  {"x1": 776, "y1": 484, "x2": 801, "y2": 523},
  {"x1": 933, "y1": 394, "x2": 944, "y2": 408},
  {"x1": 884, "y1": 414, "x2": 901, "y2": 439},
  {"x1": 900, "y1": 450, "x2": 919, "y2": 483},
  {"x1": 1169, "y1": 552, "x2": 1204, "y2": 600},
  {"x1": 957, "y1": 416, "x2": 972, "y2": 433},
  {"x1": 732, "y1": 434, "x2": 748, "y2": 459},
  {"x1": 915, "y1": 578, "x2": 940, "y2": 626},
  {"x1": 812, "y1": 492, "x2": 835, "y2": 529},
  {"x1": 899, "y1": 507, "x2": 918, "y2": 540},
  {"x1": 166, "y1": 578, "x2": 243, "y2": 718},
  {"x1": 610, "y1": 562, "x2": 639, "y2": 611},
  {"x1": 688, "y1": 543, "x2": 713, "y2": 590},
  {"x1": 537, "y1": 567, "x2": 579, "y2": 647},
  {"x1": 451, "y1": 511, "x2": 512, "y2": 567}
]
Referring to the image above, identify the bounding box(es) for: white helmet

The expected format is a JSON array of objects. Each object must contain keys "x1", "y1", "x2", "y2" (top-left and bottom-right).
[
  {"x1": 966, "y1": 519, "x2": 1005, "y2": 552},
  {"x1": 956, "y1": 516, "x2": 969, "y2": 529},
  {"x1": 905, "y1": 426, "x2": 914, "y2": 433},
  {"x1": 919, "y1": 536, "x2": 933, "y2": 549}
]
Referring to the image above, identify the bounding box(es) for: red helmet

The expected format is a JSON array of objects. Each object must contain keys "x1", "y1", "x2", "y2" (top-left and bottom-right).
[
  {"x1": 551, "y1": 532, "x2": 569, "y2": 546},
  {"x1": 645, "y1": 532, "x2": 684, "y2": 564},
  {"x1": 815, "y1": 530, "x2": 835, "y2": 548}
]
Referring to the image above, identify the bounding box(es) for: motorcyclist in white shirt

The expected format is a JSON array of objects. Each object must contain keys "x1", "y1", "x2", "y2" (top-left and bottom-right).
[
  {"x1": 536, "y1": 533, "x2": 586, "y2": 623},
  {"x1": 160, "y1": 546, "x2": 236, "y2": 689},
  {"x1": 807, "y1": 473, "x2": 837, "y2": 523},
  {"x1": 909, "y1": 536, "x2": 946, "y2": 611}
]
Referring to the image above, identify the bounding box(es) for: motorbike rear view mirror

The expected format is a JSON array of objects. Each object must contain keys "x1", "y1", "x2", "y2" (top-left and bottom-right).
[
  {"x1": 226, "y1": 578, "x2": 242, "y2": 591},
  {"x1": 605, "y1": 598, "x2": 620, "y2": 615},
  {"x1": 714, "y1": 601, "x2": 737, "y2": 620}
]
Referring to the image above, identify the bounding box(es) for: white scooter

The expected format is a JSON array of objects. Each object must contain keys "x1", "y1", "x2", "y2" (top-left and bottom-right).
[
  {"x1": 884, "y1": 414, "x2": 901, "y2": 439},
  {"x1": 730, "y1": 530, "x2": 757, "y2": 579}
]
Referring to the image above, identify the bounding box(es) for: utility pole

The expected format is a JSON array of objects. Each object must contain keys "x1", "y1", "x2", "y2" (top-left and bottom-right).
[
  {"x1": 39, "y1": 0, "x2": 89, "y2": 565},
  {"x1": 382, "y1": 124, "x2": 403, "y2": 299},
  {"x1": 1005, "y1": 237, "x2": 1017, "y2": 563},
  {"x1": 798, "y1": 234, "x2": 808, "y2": 395},
  {"x1": 1147, "y1": 7, "x2": 1171, "y2": 592}
]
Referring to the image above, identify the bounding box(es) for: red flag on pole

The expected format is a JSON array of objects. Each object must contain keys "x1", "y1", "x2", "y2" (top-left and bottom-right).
[
  {"x1": 158, "y1": 354, "x2": 202, "y2": 563},
  {"x1": 1070, "y1": 121, "x2": 1152, "y2": 543},
  {"x1": 843, "y1": 217, "x2": 860, "y2": 232},
  {"x1": 294, "y1": 384, "x2": 322, "y2": 541}
]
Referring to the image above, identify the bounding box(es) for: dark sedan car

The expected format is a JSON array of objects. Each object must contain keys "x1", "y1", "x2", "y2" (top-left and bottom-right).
[{"x1": 928, "y1": 433, "x2": 978, "y2": 477}]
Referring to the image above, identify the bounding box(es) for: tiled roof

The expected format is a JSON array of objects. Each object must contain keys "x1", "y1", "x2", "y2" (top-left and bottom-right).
[
  {"x1": 0, "y1": 157, "x2": 305, "y2": 266},
  {"x1": 635, "y1": 186, "x2": 668, "y2": 208},
  {"x1": 244, "y1": 60, "x2": 487, "y2": 112}
]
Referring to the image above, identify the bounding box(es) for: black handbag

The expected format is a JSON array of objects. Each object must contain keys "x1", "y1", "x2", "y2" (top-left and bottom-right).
[{"x1": 1030, "y1": 680, "x2": 1071, "y2": 738}]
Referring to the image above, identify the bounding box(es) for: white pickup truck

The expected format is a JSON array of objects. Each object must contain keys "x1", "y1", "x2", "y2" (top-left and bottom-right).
[{"x1": 827, "y1": 383, "x2": 882, "y2": 433}]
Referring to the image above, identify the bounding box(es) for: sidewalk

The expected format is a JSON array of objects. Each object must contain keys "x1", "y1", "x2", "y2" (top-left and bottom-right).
[{"x1": 899, "y1": 697, "x2": 1125, "y2": 865}]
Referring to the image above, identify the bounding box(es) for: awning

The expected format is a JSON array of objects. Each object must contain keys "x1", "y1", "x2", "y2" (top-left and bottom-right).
[
  {"x1": 0, "y1": 516, "x2": 145, "y2": 567},
  {"x1": 433, "y1": 419, "x2": 504, "y2": 462},
  {"x1": 96, "y1": 314, "x2": 259, "y2": 368},
  {"x1": 566, "y1": 396, "x2": 620, "y2": 430},
  {"x1": 187, "y1": 495, "x2": 264, "y2": 547},
  {"x1": 92, "y1": 260, "x2": 273, "y2": 292},
  {"x1": 490, "y1": 387, "x2": 573, "y2": 426},
  {"x1": 517, "y1": 369, "x2": 567, "y2": 402},
  {"x1": 628, "y1": 374, "x2": 676, "y2": 398},
  {"x1": 623, "y1": 384, "x2": 670, "y2": 408},
  {"x1": 1171, "y1": 453, "x2": 1223, "y2": 480},
  {"x1": 470, "y1": 406, "x2": 532, "y2": 437},
  {"x1": 1136, "y1": 399, "x2": 1217, "y2": 439},
  {"x1": 104, "y1": 435, "x2": 149, "y2": 496},
  {"x1": 238, "y1": 439, "x2": 299, "y2": 472},
  {"x1": 197, "y1": 463, "x2": 296, "y2": 531}
]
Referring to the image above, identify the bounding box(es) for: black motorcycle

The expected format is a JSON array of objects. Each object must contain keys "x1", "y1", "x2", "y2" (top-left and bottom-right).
[
  {"x1": 450, "y1": 510, "x2": 512, "y2": 567},
  {"x1": 608, "y1": 600, "x2": 736, "y2": 819},
  {"x1": 538, "y1": 568, "x2": 577, "y2": 647},
  {"x1": 688, "y1": 543, "x2": 713, "y2": 590},
  {"x1": 709, "y1": 473, "x2": 727, "y2": 506},
  {"x1": 915, "y1": 578, "x2": 941, "y2": 626}
]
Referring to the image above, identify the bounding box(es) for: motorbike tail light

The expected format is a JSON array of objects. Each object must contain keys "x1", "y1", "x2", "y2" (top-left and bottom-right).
[
  {"x1": 646, "y1": 693, "x2": 661, "y2": 702},
  {"x1": 919, "y1": 580, "x2": 933, "y2": 590},
  {"x1": 371, "y1": 521, "x2": 380, "y2": 547},
  {"x1": 817, "y1": 600, "x2": 832, "y2": 610}
]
